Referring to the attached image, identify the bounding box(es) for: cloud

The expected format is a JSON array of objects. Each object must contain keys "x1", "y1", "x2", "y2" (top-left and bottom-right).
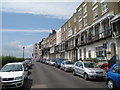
[
  {"x1": 1, "y1": 0, "x2": 83, "y2": 19},
  {"x1": 1, "y1": 29, "x2": 52, "y2": 33},
  {"x1": 2, "y1": 41, "x2": 33, "y2": 58},
  {"x1": 2, "y1": 0, "x2": 83, "y2": 3}
]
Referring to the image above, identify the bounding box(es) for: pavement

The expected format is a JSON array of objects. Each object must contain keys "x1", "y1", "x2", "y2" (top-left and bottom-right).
[{"x1": 5, "y1": 61, "x2": 108, "y2": 90}]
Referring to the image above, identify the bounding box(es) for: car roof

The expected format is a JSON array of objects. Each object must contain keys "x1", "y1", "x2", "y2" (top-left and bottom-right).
[
  {"x1": 77, "y1": 61, "x2": 94, "y2": 63},
  {"x1": 6, "y1": 62, "x2": 23, "y2": 65}
]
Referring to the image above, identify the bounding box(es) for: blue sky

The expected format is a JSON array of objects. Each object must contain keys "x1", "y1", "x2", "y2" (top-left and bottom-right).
[
  {"x1": 2, "y1": 12, "x2": 67, "y2": 45},
  {"x1": 1, "y1": 0, "x2": 82, "y2": 58}
]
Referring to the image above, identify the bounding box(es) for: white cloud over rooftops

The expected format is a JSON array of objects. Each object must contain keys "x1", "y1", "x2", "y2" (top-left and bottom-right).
[
  {"x1": 2, "y1": 0, "x2": 83, "y2": 2},
  {"x1": 1, "y1": 29, "x2": 52, "y2": 33},
  {"x1": 1, "y1": 1, "x2": 83, "y2": 19}
]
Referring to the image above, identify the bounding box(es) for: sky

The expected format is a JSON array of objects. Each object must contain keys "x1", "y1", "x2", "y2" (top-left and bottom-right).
[{"x1": 1, "y1": 0, "x2": 83, "y2": 58}]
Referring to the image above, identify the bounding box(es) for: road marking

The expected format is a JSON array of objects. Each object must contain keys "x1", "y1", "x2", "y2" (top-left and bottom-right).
[{"x1": 31, "y1": 84, "x2": 47, "y2": 88}]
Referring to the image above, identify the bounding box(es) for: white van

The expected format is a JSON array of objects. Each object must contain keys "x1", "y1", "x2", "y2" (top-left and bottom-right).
[{"x1": 0, "y1": 62, "x2": 28, "y2": 89}]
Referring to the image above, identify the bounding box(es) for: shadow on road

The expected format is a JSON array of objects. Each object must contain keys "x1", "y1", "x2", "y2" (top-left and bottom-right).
[{"x1": 89, "y1": 79, "x2": 105, "y2": 82}]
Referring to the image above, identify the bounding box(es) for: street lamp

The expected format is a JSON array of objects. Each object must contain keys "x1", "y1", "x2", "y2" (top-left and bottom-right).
[{"x1": 23, "y1": 46, "x2": 25, "y2": 61}]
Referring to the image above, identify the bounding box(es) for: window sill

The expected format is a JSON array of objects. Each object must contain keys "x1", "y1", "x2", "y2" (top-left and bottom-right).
[
  {"x1": 102, "y1": 9, "x2": 108, "y2": 15},
  {"x1": 93, "y1": 16, "x2": 98, "y2": 21}
]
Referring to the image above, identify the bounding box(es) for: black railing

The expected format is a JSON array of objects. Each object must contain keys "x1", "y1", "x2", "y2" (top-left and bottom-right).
[{"x1": 77, "y1": 29, "x2": 112, "y2": 46}]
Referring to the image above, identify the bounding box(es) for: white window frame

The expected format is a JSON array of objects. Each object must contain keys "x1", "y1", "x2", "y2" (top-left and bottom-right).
[
  {"x1": 68, "y1": 22, "x2": 71, "y2": 27},
  {"x1": 91, "y1": 0, "x2": 97, "y2": 6},
  {"x1": 79, "y1": 19, "x2": 82, "y2": 29},
  {"x1": 83, "y1": 3, "x2": 87, "y2": 14},
  {"x1": 64, "y1": 27, "x2": 65, "y2": 31},
  {"x1": 79, "y1": 10, "x2": 82, "y2": 18},
  {"x1": 68, "y1": 28, "x2": 72, "y2": 37},
  {"x1": 66, "y1": 25, "x2": 67, "y2": 30},
  {"x1": 74, "y1": 17, "x2": 76, "y2": 23},
  {"x1": 84, "y1": 14, "x2": 88, "y2": 26},
  {"x1": 74, "y1": 26, "x2": 77, "y2": 34},
  {"x1": 93, "y1": 5, "x2": 98, "y2": 20}
]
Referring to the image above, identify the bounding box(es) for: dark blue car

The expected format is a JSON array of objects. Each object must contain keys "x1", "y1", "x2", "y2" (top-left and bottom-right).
[
  {"x1": 106, "y1": 63, "x2": 120, "y2": 89},
  {"x1": 55, "y1": 58, "x2": 64, "y2": 68}
]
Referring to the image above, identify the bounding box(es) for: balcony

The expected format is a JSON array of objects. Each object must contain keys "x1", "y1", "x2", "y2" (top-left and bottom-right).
[
  {"x1": 66, "y1": 45, "x2": 76, "y2": 51},
  {"x1": 77, "y1": 28, "x2": 112, "y2": 46},
  {"x1": 92, "y1": 29, "x2": 112, "y2": 42}
]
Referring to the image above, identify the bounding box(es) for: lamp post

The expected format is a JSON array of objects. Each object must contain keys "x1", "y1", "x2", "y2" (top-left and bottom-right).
[{"x1": 23, "y1": 46, "x2": 25, "y2": 61}]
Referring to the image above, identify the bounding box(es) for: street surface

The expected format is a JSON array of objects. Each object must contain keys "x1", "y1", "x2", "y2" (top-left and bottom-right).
[{"x1": 8, "y1": 61, "x2": 108, "y2": 90}]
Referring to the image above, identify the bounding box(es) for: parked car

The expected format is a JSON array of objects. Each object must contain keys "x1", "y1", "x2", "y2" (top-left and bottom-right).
[
  {"x1": 0, "y1": 62, "x2": 28, "y2": 89},
  {"x1": 55, "y1": 58, "x2": 64, "y2": 68},
  {"x1": 23, "y1": 60, "x2": 32, "y2": 69},
  {"x1": 60, "y1": 60, "x2": 74, "y2": 72},
  {"x1": 100, "y1": 63, "x2": 109, "y2": 72},
  {"x1": 42, "y1": 59, "x2": 46, "y2": 63},
  {"x1": 0, "y1": 76, "x2": 1, "y2": 90},
  {"x1": 39, "y1": 59, "x2": 43, "y2": 63},
  {"x1": 73, "y1": 61, "x2": 106, "y2": 80},
  {"x1": 45, "y1": 59, "x2": 50, "y2": 64},
  {"x1": 36, "y1": 59, "x2": 40, "y2": 62},
  {"x1": 49, "y1": 60, "x2": 56, "y2": 66},
  {"x1": 106, "y1": 63, "x2": 120, "y2": 89}
]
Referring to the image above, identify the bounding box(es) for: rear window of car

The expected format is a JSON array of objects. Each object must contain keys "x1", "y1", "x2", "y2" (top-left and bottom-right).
[
  {"x1": 65, "y1": 61, "x2": 74, "y2": 64},
  {"x1": 84, "y1": 62, "x2": 99, "y2": 68}
]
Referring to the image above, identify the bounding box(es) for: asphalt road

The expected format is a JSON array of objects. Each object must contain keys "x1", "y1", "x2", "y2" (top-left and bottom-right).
[{"x1": 8, "y1": 61, "x2": 108, "y2": 90}]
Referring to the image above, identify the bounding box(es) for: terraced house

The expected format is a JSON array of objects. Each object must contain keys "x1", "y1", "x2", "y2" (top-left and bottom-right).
[{"x1": 33, "y1": 0, "x2": 120, "y2": 63}]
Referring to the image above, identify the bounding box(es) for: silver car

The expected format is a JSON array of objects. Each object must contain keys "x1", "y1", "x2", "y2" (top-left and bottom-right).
[
  {"x1": 73, "y1": 61, "x2": 106, "y2": 80},
  {"x1": 60, "y1": 60, "x2": 74, "y2": 72}
]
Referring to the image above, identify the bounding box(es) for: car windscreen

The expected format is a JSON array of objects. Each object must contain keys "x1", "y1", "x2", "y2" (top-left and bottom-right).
[
  {"x1": 0, "y1": 64, "x2": 23, "y2": 72},
  {"x1": 57, "y1": 60, "x2": 63, "y2": 62},
  {"x1": 113, "y1": 65, "x2": 120, "y2": 73},
  {"x1": 51, "y1": 60, "x2": 55, "y2": 62},
  {"x1": 84, "y1": 63, "x2": 99, "y2": 68},
  {"x1": 66, "y1": 61, "x2": 74, "y2": 64}
]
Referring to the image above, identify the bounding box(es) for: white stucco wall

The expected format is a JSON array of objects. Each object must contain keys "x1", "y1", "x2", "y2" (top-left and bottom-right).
[{"x1": 77, "y1": 37, "x2": 118, "y2": 60}]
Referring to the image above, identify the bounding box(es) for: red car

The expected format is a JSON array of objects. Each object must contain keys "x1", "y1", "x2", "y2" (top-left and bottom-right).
[{"x1": 101, "y1": 63, "x2": 109, "y2": 72}]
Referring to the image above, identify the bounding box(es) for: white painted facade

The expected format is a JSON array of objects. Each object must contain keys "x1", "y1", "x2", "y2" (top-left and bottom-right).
[{"x1": 77, "y1": 38, "x2": 118, "y2": 60}]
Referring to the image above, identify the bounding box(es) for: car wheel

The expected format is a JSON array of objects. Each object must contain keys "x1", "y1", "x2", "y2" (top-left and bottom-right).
[
  {"x1": 107, "y1": 79, "x2": 114, "y2": 90},
  {"x1": 73, "y1": 70, "x2": 76, "y2": 75},
  {"x1": 64, "y1": 68, "x2": 67, "y2": 72},
  {"x1": 25, "y1": 76, "x2": 28, "y2": 80},
  {"x1": 60, "y1": 67, "x2": 62, "y2": 70},
  {"x1": 84, "y1": 73, "x2": 89, "y2": 80}
]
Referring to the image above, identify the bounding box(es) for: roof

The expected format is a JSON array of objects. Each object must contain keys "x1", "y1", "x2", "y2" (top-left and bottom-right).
[{"x1": 6, "y1": 62, "x2": 23, "y2": 65}]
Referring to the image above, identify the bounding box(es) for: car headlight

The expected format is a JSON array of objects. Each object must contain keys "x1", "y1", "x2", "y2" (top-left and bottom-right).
[
  {"x1": 103, "y1": 71, "x2": 107, "y2": 75},
  {"x1": 15, "y1": 76, "x2": 22, "y2": 80}
]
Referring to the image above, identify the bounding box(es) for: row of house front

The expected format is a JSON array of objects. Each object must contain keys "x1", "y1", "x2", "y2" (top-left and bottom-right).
[{"x1": 32, "y1": 0, "x2": 120, "y2": 63}]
